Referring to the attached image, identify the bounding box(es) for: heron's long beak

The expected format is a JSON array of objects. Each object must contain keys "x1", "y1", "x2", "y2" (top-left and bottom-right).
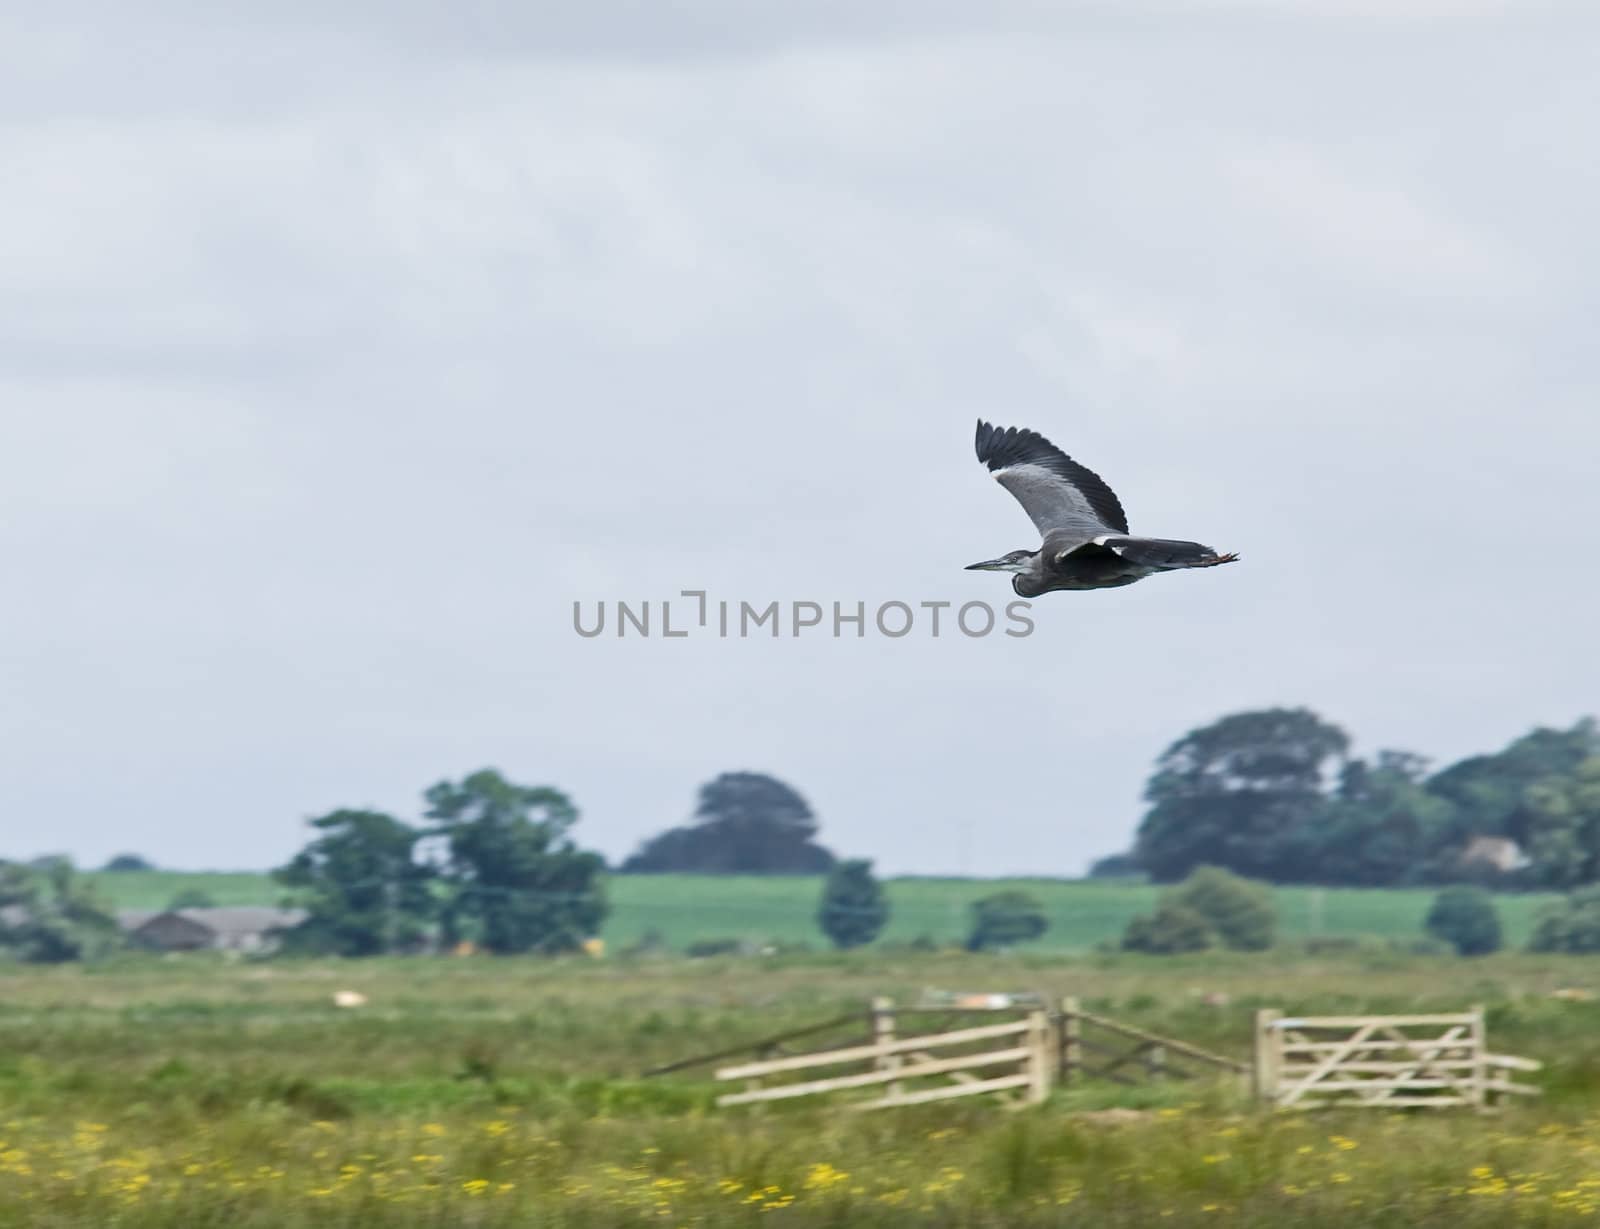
[{"x1": 964, "y1": 557, "x2": 1011, "y2": 572}]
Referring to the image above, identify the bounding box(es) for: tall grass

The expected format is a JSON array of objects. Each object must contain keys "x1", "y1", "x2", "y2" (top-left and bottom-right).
[{"x1": 3, "y1": 950, "x2": 1600, "y2": 1225}]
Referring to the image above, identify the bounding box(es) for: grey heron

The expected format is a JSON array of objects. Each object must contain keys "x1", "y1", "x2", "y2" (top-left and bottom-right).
[{"x1": 966, "y1": 419, "x2": 1237, "y2": 596}]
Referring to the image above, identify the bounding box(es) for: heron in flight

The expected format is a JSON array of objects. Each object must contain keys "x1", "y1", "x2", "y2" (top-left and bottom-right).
[{"x1": 966, "y1": 420, "x2": 1237, "y2": 596}]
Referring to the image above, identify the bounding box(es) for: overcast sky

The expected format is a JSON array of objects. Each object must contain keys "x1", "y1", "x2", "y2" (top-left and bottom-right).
[{"x1": 3, "y1": 1, "x2": 1597, "y2": 875}]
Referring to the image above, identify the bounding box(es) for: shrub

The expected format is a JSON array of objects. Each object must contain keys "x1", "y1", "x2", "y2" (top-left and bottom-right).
[
  {"x1": 966, "y1": 891, "x2": 1049, "y2": 951},
  {"x1": 1168, "y1": 865, "x2": 1277, "y2": 951},
  {"x1": 1528, "y1": 886, "x2": 1600, "y2": 953},
  {"x1": 1121, "y1": 902, "x2": 1215, "y2": 954},
  {"x1": 1424, "y1": 885, "x2": 1503, "y2": 956},
  {"x1": 817, "y1": 859, "x2": 889, "y2": 949},
  {"x1": 168, "y1": 888, "x2": 216, "y2": 911}
]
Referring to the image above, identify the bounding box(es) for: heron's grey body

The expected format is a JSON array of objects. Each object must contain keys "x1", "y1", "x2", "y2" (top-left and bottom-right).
[{"x1": 967, "y1": 420, "x2": 1237, "y2": 596}]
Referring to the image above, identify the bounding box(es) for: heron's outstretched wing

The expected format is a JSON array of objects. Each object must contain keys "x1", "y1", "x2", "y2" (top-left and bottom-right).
[{"x1": 974, "y1": 420, "x2": 1130, "y2": 540}]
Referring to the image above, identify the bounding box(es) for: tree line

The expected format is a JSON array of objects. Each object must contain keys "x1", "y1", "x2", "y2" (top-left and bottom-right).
[
  {"x1": 270, "y1": 766, "x2": 868, "y2": 955},
  {"x1": 272, "y1": 770, "x2": 1053, "y2": 956},
  {"x1": 1108, "y1": 709, "x2": 1600, "y2": 890},
  {"x1": 8, "y1": 708, "x2": 1600, "y2": 962},
  {"x1": 274, "y1": 769, "x2": 606, "y2": 956}
]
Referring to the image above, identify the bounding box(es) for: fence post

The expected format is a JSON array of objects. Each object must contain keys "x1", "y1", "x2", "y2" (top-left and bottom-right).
[
  {"x1": 1146, "y1": 1043, "x2": 1166, "y2": 1081},
  {"x1": 1027, "y1": 1009, "x2": 1054, "y2": 1104},
  {"x1": 1469, "y1": 1003, "x2": 1487, "y2": 1111},
  {"x1": 1060, "y1": 996, "x2": 1081, "y2": 1085},
  {"x1": 1252, "y1": 1009, "x2": 1282, "y2": 1107},
  {"x1": 872, "y1": 996, "x2": 902, "y2": 1103},
  {"x1": 1036, "y1": 988, "x2": 1059, "y2": 1097}
]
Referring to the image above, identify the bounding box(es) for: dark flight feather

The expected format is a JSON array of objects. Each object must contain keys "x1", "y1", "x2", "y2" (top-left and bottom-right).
[{"x1": 974, "y1": 420, "x2": 1130, "y2": 534}]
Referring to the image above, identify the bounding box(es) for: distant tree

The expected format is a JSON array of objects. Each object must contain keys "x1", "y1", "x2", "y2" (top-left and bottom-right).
[
  {"x1": 1426, "y1": 719, "x2": 1600, "y2": 847},
  {"x1": 167, "y1": 888, "x2": 216, "y2": 910},
  {"x1": 621, "y1": 772, "x2": 836, "y2": 874},
  {"x1": 1424, "y1": 886, "x2": 1502, "y2": 956},
  {"x1": 0, "y1": 860, "x2": 122, "y2": 963},
  {"x1": 1087, "y1": 852, "x2": 1142, "y2": 879},
  {"x1": 817, "y1": 859, "x2": 889, "y2": 949},
  {"x1": 274, "y1": 810, "x2": 435, "y2": 957},
  {"x1": 966, "y1": 891, "x2": 1049, "y2": 951},
  {"x1": 102, "y1": 853, "x2": 155, "y2": 873},
  {"x1": 1521, "y1": 756, "x2": 1600, "y2": 888},
  {"x1": 1121, "y1": 901, "x2": 1215, "y2": 954},
  {"x1": 617, "y1": 826, "x2": 710, "y2": 873},
  {"x1": 1313, "y1": 753, "x2": 1459, "y2": 887},
  {"x1": 1527, "y1": 886, "x2": 1600, "y2": 954},
  {"x1": 1133, "y1": 708, "x2": 1350, "y2": 883},
  {"x1": 427, "y1": 770, "x2": 607, "y2": 955},
  {"x1": 1129, "y1": 712, "x2": 1600, "y2": 889},
  {"x1": 1168, "y1": 865, "x2": 1277, "y2": 951}
]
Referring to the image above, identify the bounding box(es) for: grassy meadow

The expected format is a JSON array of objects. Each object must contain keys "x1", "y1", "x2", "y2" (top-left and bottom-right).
[
  {"x1": 86, "y1": 871, "x2": 1564, "y2": 950},
  {"x1": 4, "y1": 948, "x2": 1600, "y2": 1227}
]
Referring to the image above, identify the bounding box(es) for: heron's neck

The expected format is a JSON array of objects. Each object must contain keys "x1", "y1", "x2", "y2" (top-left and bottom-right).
[{"x1": 1012, "y1": 556, "x2": 1044, "y2": 597}]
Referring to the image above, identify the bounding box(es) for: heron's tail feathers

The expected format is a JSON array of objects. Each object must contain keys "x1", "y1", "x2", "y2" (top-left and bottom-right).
[{"x1": 1098, "y1": 536, "x2": 1238, "y2": 570}]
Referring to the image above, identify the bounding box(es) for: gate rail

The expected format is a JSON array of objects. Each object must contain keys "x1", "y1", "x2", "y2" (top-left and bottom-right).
[
  {"x1": 1252, "y1": 1007, "x2": 1541, "y2": 1110},
  {"x1": 714, "y1": 997, "x2": 1053, "y2": 1110}
]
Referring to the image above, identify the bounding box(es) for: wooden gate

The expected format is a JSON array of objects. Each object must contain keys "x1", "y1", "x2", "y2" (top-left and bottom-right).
[
  {"x1": 1253, "y1": 1008, "x2": 1541, "y2": 1110},
  {"x1": 714, "y1": 997, "x2": 1054, "y2": 1110},
  {"x1": 1059, "y1": 997, "x2": 1247, "y2": 1086}
]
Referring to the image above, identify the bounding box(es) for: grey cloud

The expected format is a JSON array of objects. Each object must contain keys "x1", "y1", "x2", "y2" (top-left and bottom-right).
[{"x1": 1, "y1": 4, "x2": 1596, "y2": 873}]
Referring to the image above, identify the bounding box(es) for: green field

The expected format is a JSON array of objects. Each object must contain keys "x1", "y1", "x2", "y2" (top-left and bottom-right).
[
  {"x1": 4, "y1": 950, "x2": 1600, "y2": 1227},
  {"x1": 87, "y1": 871, "x2": 1563, "y2": 950}
]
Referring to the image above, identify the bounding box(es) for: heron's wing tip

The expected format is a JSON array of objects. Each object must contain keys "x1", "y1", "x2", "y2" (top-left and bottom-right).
[{"x1": 974, "y1": 422, "x2": 1131, "y2": 536}]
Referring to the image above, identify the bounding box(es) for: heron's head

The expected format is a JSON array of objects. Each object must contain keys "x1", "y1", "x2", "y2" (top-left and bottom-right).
[{"x1": 964, "y1": 549, "x2": 1035, "y2": 575}]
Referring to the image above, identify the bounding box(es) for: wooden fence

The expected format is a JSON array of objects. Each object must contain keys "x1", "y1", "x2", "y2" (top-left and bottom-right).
[
  {"x1": 1060, "y1": 996, "x2": 1247, "y2": 1087},
  {"x1": 652, "y1": 996, "x2": 1542, "y2": 1115},
  {"x1": 713, "y1": 997, "x2": 1054, "y2": 1110},
  {"x1": 1252, "y1": 1008, "x2": 1542, "y2": 1110}
]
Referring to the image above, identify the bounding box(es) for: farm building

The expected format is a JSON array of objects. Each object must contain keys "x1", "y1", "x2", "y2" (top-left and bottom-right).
[
  {"x1": 118, "y1": 907, "x2": 307, "y2": 953},
  {"x1": 1456, "y1": 836, "x2": 1528, "y2": 874}
]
